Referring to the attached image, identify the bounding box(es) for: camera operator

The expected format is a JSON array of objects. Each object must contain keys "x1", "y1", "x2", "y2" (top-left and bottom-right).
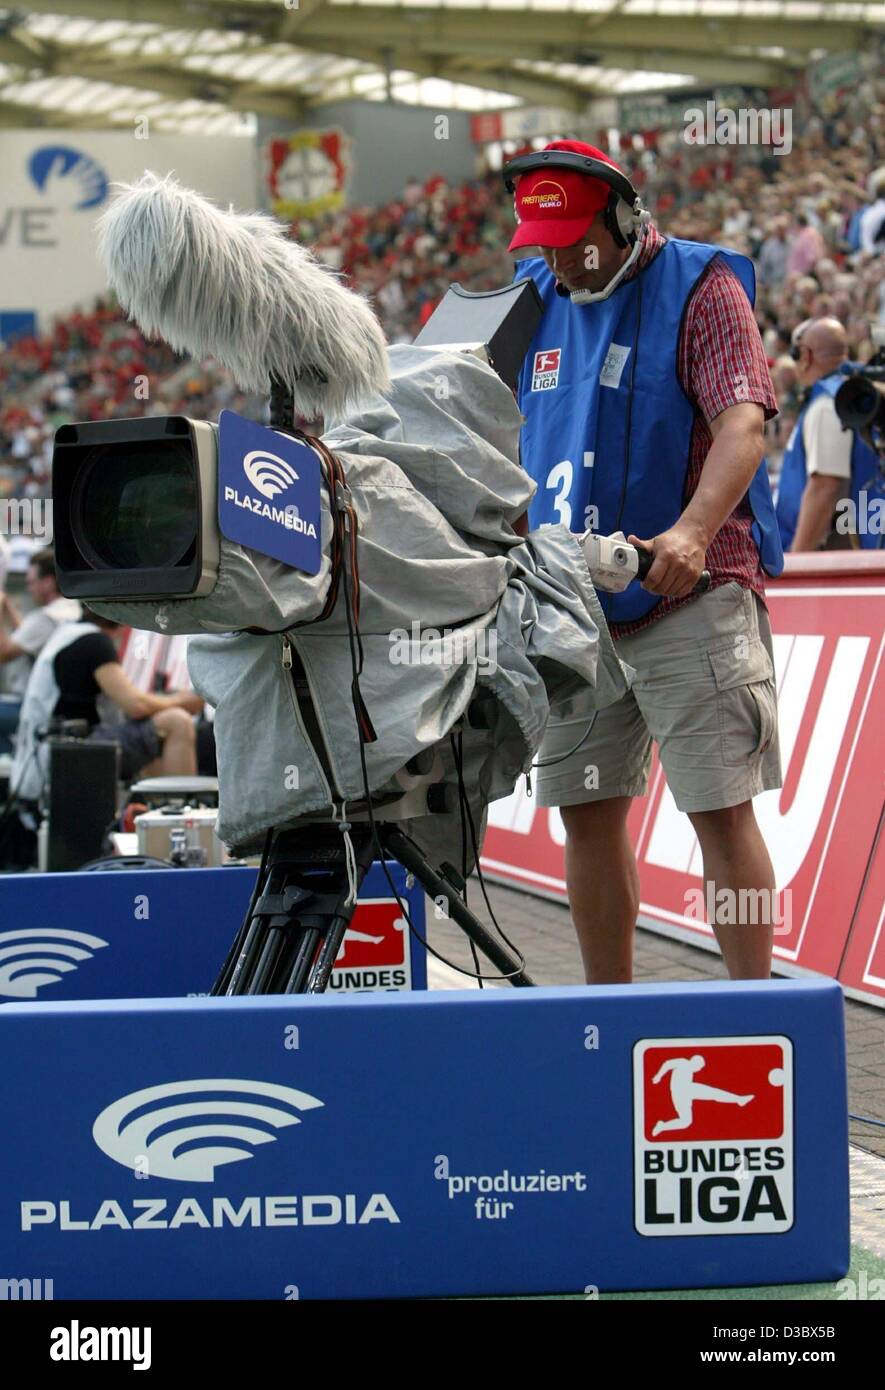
[
  {"x1": 0, "y1": 548, "x2": 81, "y2": 695},
  {"x1": 11, "y1": 608, "x2": 203, "y2": 805},
  {"x1": 776, "y1": 316, "x2": 883, "y2": 551},
  {"x1": 505, "y1": 139, "x2": 783, "y2": 985}
]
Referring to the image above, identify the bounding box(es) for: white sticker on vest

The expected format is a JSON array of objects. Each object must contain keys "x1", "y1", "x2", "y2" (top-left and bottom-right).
[{"x1": 600, "y1": 343, "x2": 631, "y2": 389}]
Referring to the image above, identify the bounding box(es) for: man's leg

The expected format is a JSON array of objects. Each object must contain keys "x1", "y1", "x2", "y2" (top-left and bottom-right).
[
  {"x1": 140, "y1": 708, "x2": 197, "y2": 777},
  {"x1": 689, "y1": 801, "x2": 775, "y2": 979},
  {"x1": 561, "y1": 797, "x2": 638, "y2": 983},
  {"x1": 626, "y1": 585, "x2": 782, "y2": 983},
  {"x1": 535, "y1": 679, "x2": 651, "y2": 985}
]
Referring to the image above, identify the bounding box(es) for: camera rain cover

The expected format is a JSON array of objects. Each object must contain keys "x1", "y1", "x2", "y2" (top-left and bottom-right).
[{"x1": 218, "y1": 411, "x2": 322, "y2": 574}]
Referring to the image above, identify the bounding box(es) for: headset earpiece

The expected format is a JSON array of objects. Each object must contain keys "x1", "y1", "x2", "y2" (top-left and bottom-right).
[
  {"x1": 602, "y1": 189, "x2": 642, "y2": 249},
  {"x1": 602, "y1": 191, "x2": 627, "y2": 249}
]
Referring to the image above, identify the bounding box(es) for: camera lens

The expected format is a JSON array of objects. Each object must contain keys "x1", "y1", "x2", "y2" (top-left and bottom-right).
[
  {"x1": 73, "y1": 443, "x2": 198, "y2": 570},
  {"x1": 835, "y1": 377, "x2": 881, "y2": 431}
]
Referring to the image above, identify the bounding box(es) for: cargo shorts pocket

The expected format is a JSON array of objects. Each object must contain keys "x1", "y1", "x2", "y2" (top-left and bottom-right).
[{"x1": 708, "y1": 636, "x2": 776, "y2": 768}]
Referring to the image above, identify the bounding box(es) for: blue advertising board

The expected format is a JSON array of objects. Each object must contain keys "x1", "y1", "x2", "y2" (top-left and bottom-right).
[
  {"x1": 0, "y1": 862, "x2": 426, "y2": 1002},
  {"x1": 0, "y1": 979, "x2": 848, "y2": 1298}
]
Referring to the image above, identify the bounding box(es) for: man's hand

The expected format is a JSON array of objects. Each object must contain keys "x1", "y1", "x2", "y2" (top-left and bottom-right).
[
  {"x1": 169, "y1": 691, "x2": 205, "y2": 716},
  {"x1": 628, "y1": 521, "x2": 708, "y2": 598}
]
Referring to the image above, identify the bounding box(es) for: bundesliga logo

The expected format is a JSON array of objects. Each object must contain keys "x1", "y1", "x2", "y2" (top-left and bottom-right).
[
  {"x1": 633, "y1": 1036, "x2": 794, "y2": 1236},
  {"x1": 531, "y1": 348, "x2": 561, "y2": 392}
]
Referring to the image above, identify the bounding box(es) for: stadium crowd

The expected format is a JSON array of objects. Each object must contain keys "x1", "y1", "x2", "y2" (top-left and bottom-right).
[{"x1": 2, "y1": 73, "x2": 884, "y2": 517}]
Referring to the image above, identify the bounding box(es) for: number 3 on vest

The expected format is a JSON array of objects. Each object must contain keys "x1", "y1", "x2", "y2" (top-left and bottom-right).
[{"x1": 546, "y1": 459, "x2": 573, "y2": 527}]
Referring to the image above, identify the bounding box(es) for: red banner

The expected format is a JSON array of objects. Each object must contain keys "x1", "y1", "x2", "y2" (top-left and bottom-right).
[{"x1": 482, "y1": 555, "x2": 885, "y2": 1006}]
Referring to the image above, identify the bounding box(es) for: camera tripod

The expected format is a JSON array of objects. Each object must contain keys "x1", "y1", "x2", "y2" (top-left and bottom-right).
[{"x1": 212, "y1": 819, "x2": 535, "y2": 995}]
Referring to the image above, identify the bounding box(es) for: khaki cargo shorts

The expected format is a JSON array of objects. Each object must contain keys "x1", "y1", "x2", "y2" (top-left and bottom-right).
[{"x1": 536, "y1": 581, "x2": 782, "y2": 814}]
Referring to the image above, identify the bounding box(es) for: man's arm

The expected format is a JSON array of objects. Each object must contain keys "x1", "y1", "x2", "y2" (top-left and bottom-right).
[
  {"x1": 0, "y1": 633, "x2": 27, "y2": 664},
  {"x1": 0, "y1": 593, "x2": 26, "y2": 663},
  {"x1": 629, "y1": 257, "x2": 776, "y2": 598},
  {"x1": 790, "y1": 396, "x2": 852, "y2": 552},
  {"x1": 790, "y1": 474, "x2": 844, "y2": 551},
  {"x1": 94, "y1": 661, "x2": 204, "y2": 720},
  {"x1": 630, "y1": 401, "x2": 765, "y2": 597},
  {"x1": 1, "y1": 592, "x2": 22, "y2": 629},
  {"x1": 0, "y1": 603, "x2": 58, "y2": 665}
]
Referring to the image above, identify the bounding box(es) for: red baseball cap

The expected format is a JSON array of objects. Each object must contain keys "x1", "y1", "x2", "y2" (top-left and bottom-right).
[{"x1": 507, "y1": 140, "x2": 623, "y2": 251}]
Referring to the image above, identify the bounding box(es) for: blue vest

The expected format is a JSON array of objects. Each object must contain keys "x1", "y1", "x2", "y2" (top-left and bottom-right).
[
  {"x1": 515, "y1": 237, "x2": 784, "y2": 622},
  {"x1": 775, "y1": 370, "x2": 884, "y2": 552}
]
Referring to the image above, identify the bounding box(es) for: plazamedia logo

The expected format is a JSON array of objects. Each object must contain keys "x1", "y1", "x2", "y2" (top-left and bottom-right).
[
  {"x1": 93, "y1": 1078, "x2": 324, "y2": 1182},
  {"x1": 0, "y1": 928, "x2": 108, "y2": 999},
  {"x1": 21, "y1": 1079, "x2": 399, "y2": 1232},
  {"x1": 225, "y1": 447, "x2": 317, "y2": 535},
  {"x1": 243, "y1": 449, "x2": 299, "y2": 501},
  {"x1": 633, "y1": 1036, "x2": 794, "y2": 1236}
]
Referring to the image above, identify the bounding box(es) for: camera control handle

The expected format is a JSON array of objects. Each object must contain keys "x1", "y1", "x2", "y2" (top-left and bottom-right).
[{"x1": 634, "y1": 544, "x2": 711, "y2": 595}]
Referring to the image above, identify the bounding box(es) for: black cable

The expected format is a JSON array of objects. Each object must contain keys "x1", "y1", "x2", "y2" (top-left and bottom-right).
[
  {"x1": 453, "y1": 729, "x2": 482, "y2": 987},
  {"x1": 449, "y1": 729, "x2": 529, "y2": 977},
  {"x1": 531, "y1": 710, "x2": 599, "y2": 770},
  {"x1": 335, "y1": 498, "x2": 527, "y2": 983}
]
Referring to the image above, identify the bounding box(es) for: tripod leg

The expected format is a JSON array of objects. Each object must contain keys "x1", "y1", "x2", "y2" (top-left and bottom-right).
[
  {"x1": 223, "y1": 914, "x2": 269, "y2": 995},
  {"x1": 215, "y1": 824, "x2": 380, "y2": 995},
  {"x1": 247, "y1": 924, "x2": 293, "y2": 994},
  {"x1": 283, "y1": 925, "x2": 323, "y2": 993},
  {"x1": 382, "y1": 827, "x2": 535, "y2": 987},
  {"x1": 221, "y1": 863, "x2": 297, "y2": 996}
]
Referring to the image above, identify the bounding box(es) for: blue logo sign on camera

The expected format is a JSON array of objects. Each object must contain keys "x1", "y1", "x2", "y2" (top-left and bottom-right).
[{"x1": 218, "y1": 411, "x2": 322, "y2": 574}]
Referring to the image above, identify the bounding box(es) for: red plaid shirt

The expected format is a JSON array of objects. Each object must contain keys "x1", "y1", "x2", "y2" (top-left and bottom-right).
[{"x1": 609, "y1": 224, "x2": 777, "y2": 640}]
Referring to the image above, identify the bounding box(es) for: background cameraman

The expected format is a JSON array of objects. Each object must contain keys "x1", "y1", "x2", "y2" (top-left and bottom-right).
[
  {"x1": 0, "y1": 548, "x2": 81, "y2": 695},
  {"x1": 776, "y1": 316, "x2": 883, "y2": 550}
]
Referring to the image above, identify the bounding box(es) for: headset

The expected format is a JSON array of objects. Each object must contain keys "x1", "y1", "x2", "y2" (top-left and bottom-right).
[
  {"x1": 789, "y1": 319, "x2": 812, "y2": 362},
  {"x1": 502, "y1": 149, "x2": 645, "y2": 249}
]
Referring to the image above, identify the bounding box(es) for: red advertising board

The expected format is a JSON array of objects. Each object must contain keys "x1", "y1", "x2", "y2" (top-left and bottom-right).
[{"x1": 481, "y1": 555, "x2": 885, "y2": 1006}]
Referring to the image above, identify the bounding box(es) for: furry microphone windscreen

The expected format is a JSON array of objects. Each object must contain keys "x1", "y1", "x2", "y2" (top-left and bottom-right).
[{"x1": 96, "y1": 170, "x2": 391, "y2": 417}]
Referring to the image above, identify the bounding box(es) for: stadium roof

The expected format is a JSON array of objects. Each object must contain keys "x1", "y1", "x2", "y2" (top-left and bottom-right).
[{"x1": 0, "y1": 0, "x2": 881, "y2": 135}]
